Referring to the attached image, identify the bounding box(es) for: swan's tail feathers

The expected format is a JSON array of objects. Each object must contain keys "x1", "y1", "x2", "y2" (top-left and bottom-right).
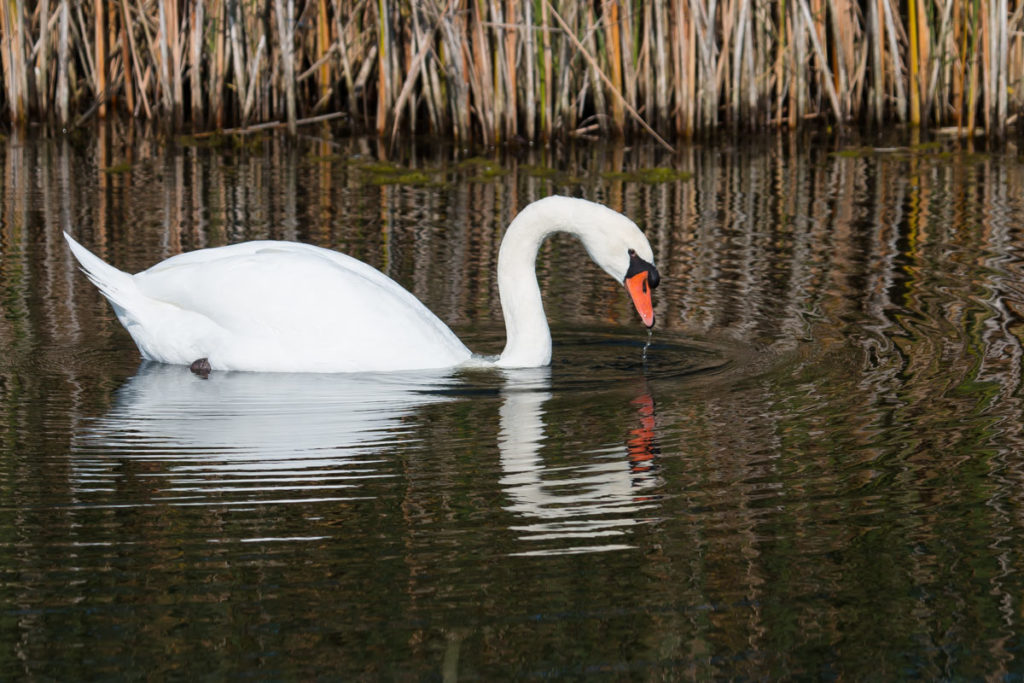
[{"x1": 63, "y1": 232, "x2": 137, "y2": 311}]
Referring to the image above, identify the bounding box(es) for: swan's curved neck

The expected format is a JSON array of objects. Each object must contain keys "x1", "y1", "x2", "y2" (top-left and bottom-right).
[{"x1": 496, "y1": 201, "x2": 582, "y2": 367}]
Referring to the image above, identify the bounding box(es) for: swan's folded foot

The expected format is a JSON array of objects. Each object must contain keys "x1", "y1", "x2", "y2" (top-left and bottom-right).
[{"x1": 189, "y1": 358, "x2": 212, "y2": 378}]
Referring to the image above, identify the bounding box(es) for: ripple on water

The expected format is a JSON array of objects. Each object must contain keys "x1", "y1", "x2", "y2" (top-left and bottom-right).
[
  {"x1": 441, "y1": 328, "x2": 766, "y2": 557},
  {"x1": 354, "y1": 326, "x2": 755, "y2": 400},
  {"x1": 66, "y1": 329, "x2": 764, "y2": 558},
  {"x1": 548, "y1": 328, "x2": 756, "y2": 390}
]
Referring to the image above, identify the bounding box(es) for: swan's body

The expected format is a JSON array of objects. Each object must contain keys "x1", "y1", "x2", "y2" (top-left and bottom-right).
[{"x1": 66, "y1": 196, "x2": 659, "y2": 373}]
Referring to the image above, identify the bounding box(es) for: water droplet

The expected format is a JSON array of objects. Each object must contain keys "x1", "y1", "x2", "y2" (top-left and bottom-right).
[{"x1": 642, "y1": 328, "x2": 653, "y2": 366}]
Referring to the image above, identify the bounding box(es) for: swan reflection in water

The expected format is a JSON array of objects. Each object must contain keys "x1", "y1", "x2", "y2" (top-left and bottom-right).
[
  {"x1": 71, "y1": 362, "x2": 456, "y2": 505},
  {"x1": 72, "y1": 363, "x2": 662, "y2": 553},
  {"x1": 498, "y1": 368, "x2": 662, "y2": 556}
]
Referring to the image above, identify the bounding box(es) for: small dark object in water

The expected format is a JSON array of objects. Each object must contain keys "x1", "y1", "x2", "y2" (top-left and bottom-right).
[{"x1": 190, "y1": 358, "x2": 212, "y2": 378}]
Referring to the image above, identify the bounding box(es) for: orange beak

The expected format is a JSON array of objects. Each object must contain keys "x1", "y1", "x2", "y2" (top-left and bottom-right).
[{"x1": 626, "y1": 270, "x2": 656, "y2": 327}]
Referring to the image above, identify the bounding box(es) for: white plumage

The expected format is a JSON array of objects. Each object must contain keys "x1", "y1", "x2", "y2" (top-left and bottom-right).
[{"x1": 66, "y1": 196, "x2": 658, "y2": 373}]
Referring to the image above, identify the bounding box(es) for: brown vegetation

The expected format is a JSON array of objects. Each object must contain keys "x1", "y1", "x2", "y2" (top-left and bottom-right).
[{"x1": 1, "y1": 1, "x2": 1022, "y2": 142}]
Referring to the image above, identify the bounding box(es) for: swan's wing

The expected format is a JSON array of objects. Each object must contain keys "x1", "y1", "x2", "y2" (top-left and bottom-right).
[
  {"x1": 132, "y1": 242, "x2": 470, "y2": 372},
  {"x1": 143, "y1": 241, "x2": 388, "y2": 286}
]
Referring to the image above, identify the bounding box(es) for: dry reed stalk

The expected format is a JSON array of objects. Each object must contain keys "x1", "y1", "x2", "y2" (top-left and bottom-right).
[
  {"x1": 618, "y1": 1, "x2": 637, "y2": 119},
  {"x1": 94, "y1": 0, "x2": 104, "y2": 117},
  {"x1": 798, "y1": 0, "x2": 842, "y2": 121},
  {"x1": 425, "y1": 3, "x2": 447, "y2": 133},
  {"x1": 427, "y1": 0, "x2": 452, "y2": 133},
  {"x1": 995, "y1": 0, "x2": 1008, "y2": 136},
  {"x1": 389, "y1": 0, "x2": 451, "y2": 142},
  {"x1": 154, "y1": 1, "x2": 171, "y2": 119},
  {"x1": 751, "y1": 0, "x2": 764, "y2": 123},
  {"x1": 680, "y1": 0, "x2": 694, "y2": 135},
  {"x1": 375, "y1": 0, "x2": 393, "y2": 136},
  {"x1": 435, "y1": 1, "x2": 470, "y2": 142},
  {"x1": 748, "y1": 0, "x2": 761, "y2": 125},
  {"x1": 920, "y1": 0, "x2": 932, "y2": 113},
  {"x1": 242, "y1": 34, "x2": 265, "y2": 122},
  {"x1": 484, "y1": 0, "x2": 504, "y2": 140},
  {"x1": 523, "y1": 0, "x2": 536, "y2": 141},
  {"x1": 924, "y1": 0, "x2": 954, "y2": 120},
  {"x1": 881, "y1": 0, "x2": 907, "y2": 122},
  {"x1": 640, "y1": 1, "x2": 653, "y2": 128},
  {"x1": 652, "y1": 0, "x2": 668, "y2": 128},
  {"x1": 674, "y1": 0, "x2": 688, "y2": 133},
  {"x1": 582, "y1": 2, "x2": 609, "y2": 134},
  {"x1": 545, "y1": 0, "x2": 673, "y2": 151},
  {"x1": 469, "y1": 0, "x2": 494, "y2": 144},
  {"x1": 37, "y1": 0, "x2": 50, "y2": 118},
  {"x1": 784, "y1": 1, "x2": 797, "y2": 125},
  {"x1": 189, "y1": 0, "x2": 203, "y2": 126},
  {"x1": 227, "y1": 0, "x2": 249, "y2": 124},
  {"x1": 981, "y1": 0, "x2": 991, "y2": 132},
  {"x1": 1013, "y1": 1, "x2": 1024, "y2": 120},
  {"x1": 168, "y1": 0, "x2": 184, "y2": 127},
  {"x1": 493, "y1": 0, "x2": 516, "y2": 140},
  {"x1": 717, "y1": 0, "x2": 733, "y2": 122},
  {"x1": 967, "y1": 0, "x2": 979, "y2": 135},
  {"x1": 603, "y1": 0, "x2": 625, "y2": 132},
  {"x1": 955, "y1": 0, "x2": 966, "y2": 131},
  {"x1": 332, "y1": 0, "x2": 358, "y2": 122},
  {"x1": 828, "y1": 0, "x2": 850, "y2": 118},
  {"x1": 538, "y1": 0, "x2": 553, "y2": 137},
  {"x1": 1013, "y1": 1, "x2": 1024, "y2": 116},
  {"x1": 552, "y1": 0, "x2": 576, "y2": 133},
  {"x1": 687, "y1": 0, "x2": 713, "y2": 129},
  {"x1": 503, "y1": 0, "x2": 518, "y2": 139},
  {"x1": 0, "y1": 0, "x2": 19, "y2": 122},
  {"x1": 274, "y1": 0, "x2": 297, "y2": 135},
  {"x1": 405, "y1": 5, "x2": 427, "y2": 131},
  {"x1": 789, "y1": 0, "x2": 804, "y2": 123},
  {"x1": 317, "y1": 0, "x2": 330, "y2": 104},
  {"x1": 868, "y1": 0, "x2": 884, "y2": 125},
  {"x1": 73, "y1": 2, "x2": 97, "y2": 103},
  {"x1": 116, "y1": 1, "x2": 133, "y2": 117},
  {"x1": 811, "y1": 0, "x2": 826, "y2": 80},
  {"x1": 208, "y1": 0, "x2": 225, "y2": 127},
  {"x1": 730, "y1": 0, "x2": 748, "y2": 125},
  {"x1": 908, "y1": 0, "x2": 921, "y2": 124},
  {"x1": 773, "y1": 0, "x2": 786, "y2": 125},
  {"x1": 56, "y1": 0, "x2": 68, "y2": 125}
]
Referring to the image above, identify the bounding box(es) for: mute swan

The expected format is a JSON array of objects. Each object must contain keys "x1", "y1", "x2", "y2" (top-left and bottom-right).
[{"x1": 65, "y1": 195, "x2": 660, "y2": 373}]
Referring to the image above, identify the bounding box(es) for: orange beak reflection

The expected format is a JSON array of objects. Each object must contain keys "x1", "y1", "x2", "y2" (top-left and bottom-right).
[{"x1": 626, "y1": 270, "x2": 656, "y2": 327}]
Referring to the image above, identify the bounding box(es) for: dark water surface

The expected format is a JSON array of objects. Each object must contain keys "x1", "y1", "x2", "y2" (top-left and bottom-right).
[{"x1": 3, "y1": 130, "x2": 1024, "y2": 678}]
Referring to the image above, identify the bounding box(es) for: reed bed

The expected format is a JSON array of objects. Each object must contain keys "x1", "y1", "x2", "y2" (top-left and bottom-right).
[{"x1": 2, "y1": 0, "x2": 1023, "y2": 141}]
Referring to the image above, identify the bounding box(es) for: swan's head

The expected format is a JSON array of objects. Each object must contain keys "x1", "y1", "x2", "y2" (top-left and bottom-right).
[
  {"x1": 623, "y1": 247, "x2": 660, "y2": 327},
  {"x1": 557, "y1": 198, "x2": 661, "y2": 328}
]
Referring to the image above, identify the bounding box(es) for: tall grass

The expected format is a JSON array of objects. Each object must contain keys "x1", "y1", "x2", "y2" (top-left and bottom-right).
[{"x1": 2, "y1": 0, "x2": 1023, "y2": 141}]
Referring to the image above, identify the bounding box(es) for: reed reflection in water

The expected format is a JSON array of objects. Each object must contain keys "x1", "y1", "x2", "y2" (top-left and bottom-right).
[{"x1": 3, "y1": 130, "x2": 1024, "y2": 677}]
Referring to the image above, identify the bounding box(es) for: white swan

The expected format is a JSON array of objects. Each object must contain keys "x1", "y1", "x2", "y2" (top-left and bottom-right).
[{"x1": 65, "y1": 195, "x2": 660, "y2": 373}]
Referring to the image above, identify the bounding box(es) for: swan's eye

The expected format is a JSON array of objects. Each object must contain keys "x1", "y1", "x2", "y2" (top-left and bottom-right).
[{"x1": 625, "y1": 249, "x2": 659, "y2": 289}]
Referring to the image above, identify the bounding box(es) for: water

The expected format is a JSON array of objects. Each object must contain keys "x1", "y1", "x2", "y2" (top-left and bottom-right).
[{"x1": 3, "y1": 129, "x2": 1024, "y2": 678}]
